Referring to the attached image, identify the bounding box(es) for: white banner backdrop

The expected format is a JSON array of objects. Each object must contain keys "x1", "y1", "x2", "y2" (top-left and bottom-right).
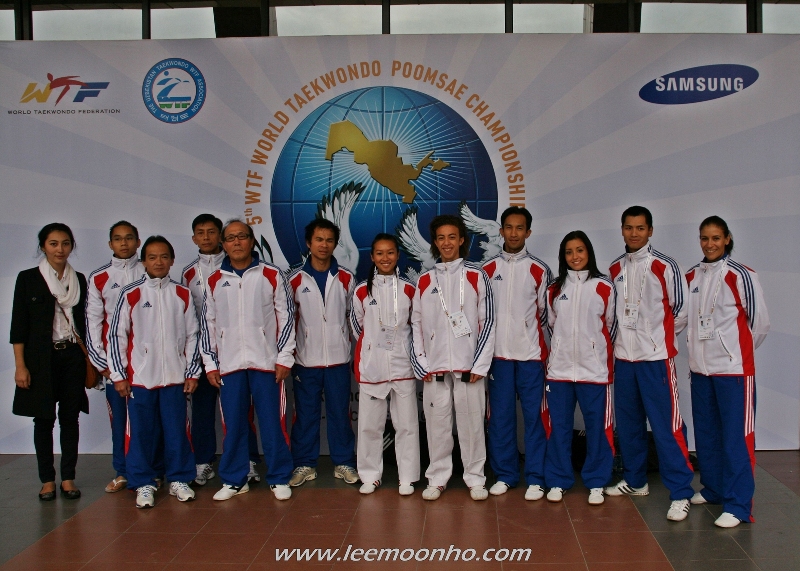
[{"x1": 1, "y1": 33, "x2": 798, "y2": 455}]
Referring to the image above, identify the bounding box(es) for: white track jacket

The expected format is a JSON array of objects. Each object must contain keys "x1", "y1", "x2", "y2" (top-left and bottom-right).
[
  {"x1": 685, "y1": 256, "x2": 769, "y2": 377},
  {"x1": 182, "y1": 251, "x2": 225, "y2": 318},
  {"x1": 411, "y1": 259, "x2": 495, "y2": 378},
  {"x1": 483, "y1": 249, "x2": 552, "y2": 362},
  {"x1": 350, "y1": 273, "x2": 416, "y2": 386},
  {"x1": 85, "y1": 256, "x2": 145, "y2": 372},
  {"x1": 546, "y1": 270, "x2": 617, "y2": 384},
  {"x1": 287, "y1": 258, "x2": 355, "y2": 368},
  {"x1": 609, "y1": 244, "x2": 688, "y2": 362},
  {"x1": 108, "y1": 275, "x2": 201, "y2": 388},
  {"x1": 200, "y1": 255, "x2": 296, "y2": 376}
]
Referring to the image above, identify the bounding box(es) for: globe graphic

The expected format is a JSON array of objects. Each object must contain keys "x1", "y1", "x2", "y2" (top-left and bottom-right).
[{"x1": 270, "y1": 86, "x2": 497, "y2": 280}]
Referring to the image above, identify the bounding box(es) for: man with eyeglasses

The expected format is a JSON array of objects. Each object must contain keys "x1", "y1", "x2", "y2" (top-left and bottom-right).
[{"x1": 201, "y1": 219, "x2": 296, "y2": 501}]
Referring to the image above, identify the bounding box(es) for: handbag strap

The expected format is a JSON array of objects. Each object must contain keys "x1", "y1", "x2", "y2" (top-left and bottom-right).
[{"x1": 57, "y1": 304, "x2": 87, "y2": 351}]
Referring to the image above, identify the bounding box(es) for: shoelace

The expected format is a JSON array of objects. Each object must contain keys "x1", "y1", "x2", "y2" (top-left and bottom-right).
[
  {"x1": 174, "y1": 483, "x2": 191, "y2": 493},
  {"x1": 139, "y1": 486, "x2": 155, "y2": 499}
]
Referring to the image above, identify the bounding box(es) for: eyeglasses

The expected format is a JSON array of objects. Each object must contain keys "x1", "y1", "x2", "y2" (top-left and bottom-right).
[{"x1": 223, "y1": 233, "x2": 251, "y2": 243}]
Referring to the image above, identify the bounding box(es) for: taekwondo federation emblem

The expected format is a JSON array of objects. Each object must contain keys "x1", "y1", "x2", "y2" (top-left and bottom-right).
[{"x1": 142, "y1": 58, "x2": 206, "y2": 123}]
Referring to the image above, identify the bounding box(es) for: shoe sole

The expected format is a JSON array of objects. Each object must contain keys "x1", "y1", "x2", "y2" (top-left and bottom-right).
[
  {"x1": 105, "y1": 485, "x2": 126, "y2": 493},
  {"x1": 605, "y1": 489, "x2": 649, "y2": 497},
  {"x1": 214, "y1": 487, "x2": 250, "y2": 501},
  {"x1": 333, "y1": 472, "x2": 358, "y2": 485},
  {"x1": 136, "y1": 502, "x2": 154, "y2": 509},
  {"x1": 289, "y1": 471, "x2": 317, "y2": 487},
  {"x1": 489, "y1": 487, "x2": 509, "y2": 496},
  {"x1": 170, "y1": 490, "x2": 195, "y2": 502},
  {"x1": 547, "y1": 495, "x2": 563, "y2": 503}
]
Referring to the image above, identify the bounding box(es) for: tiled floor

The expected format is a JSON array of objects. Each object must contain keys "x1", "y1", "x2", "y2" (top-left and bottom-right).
[{"x1": 0, "y1": 452, "x2": 798, "y2": 570}]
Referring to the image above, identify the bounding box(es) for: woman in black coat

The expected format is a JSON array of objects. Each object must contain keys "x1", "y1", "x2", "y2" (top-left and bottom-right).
[{"x1": 11, "y1": 223, "x2": 89, "y2": 500}]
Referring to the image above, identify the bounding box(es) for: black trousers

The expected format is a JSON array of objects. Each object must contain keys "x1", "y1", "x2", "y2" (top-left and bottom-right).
[{"x1": 33, "y1": 345, "x2": 85, "y2": 483}]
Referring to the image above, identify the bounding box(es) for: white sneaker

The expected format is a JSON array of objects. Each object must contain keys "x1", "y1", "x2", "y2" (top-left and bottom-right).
[
  {"x1": 247, "y1": 460, "x2": 261, "y2": 483},
  {"x1": 135, "y1": 485, "x2": 156, "y2": 509},
  {"x1": 270, "y1": 484, "x2": 292, "y2": 500},
  {"x1": 333, "y1": 465, "x2": 359, "y2": 484},
  {"x1": 470, "y1": 486, "x2": 489, "y2": 501},
  {"x1": 398, "y1": 483, "x2": 414, "y2": 496},
  {"x1": 169, "y1": 481, "x2": 196, "y2": 502},
  {"x1": 546, "y1": 487, "x2": 564, "y2": 502},
  {"x1": 525, "y1": 485, "x2": 545, "y2": 501},
  {"x1": 288, "y1": 466, "x2": 317, "y2": 487},
  {"x1": 422, "y1": 485, "x2": 444, "y2": 501},
  {"x1": 360, "y1": 481, "x2": 380, "y2": 495},
  {"x1": 194, "y1": 463, "x2": 215, "y2": 486},
  {"x1": 588, "y1": 488, "x2": 605, "y2": 505},
  {"x1": 489, "y1": 481, "x2": 510, "y2": 496},
  {"x1": 667, "y1": 499, "x2": 690, "y2": 521},
  {"x1": 691, "y1": 491, "x2": 708, "y2": 505},
  {"x1": 213, "y1": 482, "x2": 249, "y2": 501},
  {"x1": 605, "y1": 479, "x2": 650, "y2": 497},
  {"x1": 714, "y1": 512, "x2": 741, "y2": 528}
]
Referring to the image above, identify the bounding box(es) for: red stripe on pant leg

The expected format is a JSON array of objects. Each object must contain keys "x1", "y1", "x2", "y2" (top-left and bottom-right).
[
  {"x1": 124, "y1": 396, "x2": 131, "y2": 456},
  {"x1": 279, "y1": 380, "x2": 290, "y2": 447},
  {"x1": 667, "y1": 359, "x2": 693, "y2": 472},
  {"x1": 672, "y1": 428, "x2": 693, "y2": 472},
  {"x1": 186, "y1": 398, "x2": 194, "y2": 454},
  {"x1": 540, "y1": 390, "x2": 552, "y2": 439},
  {"x1": 106, "y1": 398, "x2": 114, "y2": 430},
  {"x1": 604, "y1": 385, "x2": 615, "y2": 456},
  {"x1": 218, "y1": 397, "x2": 227, "y2": 453}
]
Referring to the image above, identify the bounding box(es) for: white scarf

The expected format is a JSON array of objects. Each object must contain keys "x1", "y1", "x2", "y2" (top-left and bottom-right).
[{"x1": 39, "y1": 257, "x2": 80, "y2": 334}]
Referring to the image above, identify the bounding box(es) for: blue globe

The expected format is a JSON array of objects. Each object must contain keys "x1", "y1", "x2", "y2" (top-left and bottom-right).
[{"x1": 270, "y1": 86, "x2": 497, "y2": 280}]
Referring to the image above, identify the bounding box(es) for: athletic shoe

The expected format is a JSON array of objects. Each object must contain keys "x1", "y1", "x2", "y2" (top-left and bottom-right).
[
  {"x1": 470, "y1": 486, "x2": 489, "y2": 501},
  {"x1": 398, "y1": 483, "x2": 414, "y2": 496},
  {"x1": 588, "y1": 488, "x2": 605, "y2": 505},
  {"x1": 105, "y1": 476, "x2": 127, "y2": 493},
  {"x1": 248, "y1": 460, "x2": 261, "y2": 483},
  {"x1": 422, "y1": 485, "x2": 444, "y2": 501},
  {"x1": 270, "y1": 484, "x2": 292, "y2": 500},
  {"x1": 213, "y1": 482, "x2": 250, "y2": 501},
  {"x1": 604, "y1": 479, "x2": 649, "y2": 497},
  {"x1": 714, "y1": 512, "x2": 741, "y2": 528},
  {"x1": 333, "y1": 465, "x2": 359, "y2": 484},
  {"x1": 194, "y1": 463, "x2": 215, "y2": 486},
  {"x1": 169, "y1": 482, "x2": 196, "y2": 502},
  {"x1": 547, "y1": 487, "x2": 564, "y2": 502},
  {"x1": 690, "y1": 491, "x2": 708, "y2": 505},
  {"x1": 667, "y1": 499, "x2": 690, "y2": 521},
  {"x1": 525, "y1": 485, "x2": 545, "y2": 501},
  {"x1": 489, "y1": 481, "x2": 510, "y2": 496},
  {"x1": 289, "y1": 466, "x2": 317, "y2": 487},
  {"x1": 360, "y1": 480, "x2": 380, "y2": 494},
  {"x1": 135, "y1": 485, "x2": 156, "y2": 509}
]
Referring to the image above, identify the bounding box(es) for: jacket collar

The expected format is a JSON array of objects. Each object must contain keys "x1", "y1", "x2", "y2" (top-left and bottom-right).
[
  {"x1": 625, "y1": 243, "x2": 652, "y2": 263},
  {"x1": 501, "y1": 248, "x2": 527, "y2": 262},
  {"x1": 699, "y1": 253, "x2": 729, "y2": 271},
  {"x1": 221, "y1": 251, "x2": 260, "y2": 274},
  {"x1": 303, "y1": 256, "x2": 338, "y2": 277},
  {"x1": 567, "y1": 269, "x2": 590, "y2": 283},
  {"x1": 111, "y1": 255, "x2": 140, "y2": 271},
  {"x1": 434, "y1": 258, "x2": 464, "y2": 274},
  {"x1": 144, "y1": 275, "x2": 171, "y2": 289},
  {"x1": 198, "y1": 250, "x2": 225, "y2": 268}
]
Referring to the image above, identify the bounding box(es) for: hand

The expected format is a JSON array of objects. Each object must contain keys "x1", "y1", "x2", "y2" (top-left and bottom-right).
[
  {"x1": 423, "y1": 373, "x2": 433, "y2": 382},
  {"x1": 14, "y1": 366, "x2": 31, "y2": 389},
  {"x1": 469, "y1": 373, "x2": 484, "y2": 384},
  {"x1": 115, "y1": 380, "x2": 131, "y2": 397},
  {"x1": 206, "y1": 370, "x2": 221, "y2": 388},
  {"x1": 184, "y1": 378, "x2": 198, "y2": 394},
  {"x1": 100, "y1": 368, "x2": 112, "y2": 380},
  {"x1": 275, "y1": 364, "x2": 291, "y2": 383}
]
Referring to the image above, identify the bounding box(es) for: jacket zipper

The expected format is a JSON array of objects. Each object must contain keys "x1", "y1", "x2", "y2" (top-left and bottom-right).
[
  {"x1": 572, "y1": 276, "x2": 581, "y2": 382},
  {"x1": 158, "y1": 281, "x2": 165, "y2": 386},
  {"x1": 505, "y1": 258, "x2": 514, "y2": 351},
  {"x1": 718, "y1": 331, "x2": 734, "y2": 362}
]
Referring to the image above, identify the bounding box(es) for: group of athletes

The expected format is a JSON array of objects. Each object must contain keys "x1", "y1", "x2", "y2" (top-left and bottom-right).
[{"x1": 82, "y1": 204, "x2": 767, "y2": 529}]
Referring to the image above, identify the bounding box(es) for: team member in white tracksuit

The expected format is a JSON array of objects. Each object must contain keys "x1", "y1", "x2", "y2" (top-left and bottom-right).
[
  {"x1": 85, "y1": 221, "x2": 145, "y2": 493},
  {"x1": 482, "y1": 206, "x2": 552, "y2": 501},
  {"x1": 350, "y1": 233, "x2": 420, "y2": 496},
  {"x1": 411, "y1": 215, "x2": 495, "y2": 501},
  {"x1": 544, "y1": 231, "x2": 617, "y2": 506},
  {"x1": 108, "y1": 236, "x2": 200, "y2": 509},
  {"x1": 685, "y1": 216, "x2": 769, "y2": 528}
]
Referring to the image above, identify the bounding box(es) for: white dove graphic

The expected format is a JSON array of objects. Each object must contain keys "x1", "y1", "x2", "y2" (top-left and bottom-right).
[
  {"x1": 459, "y1": 201, "x2": 503, "y2": 262},
  {"x1": 316, "y1": 181, "x2": 365, "y2": 272},
  {"x1": 395, "y1": 206, "x2": 436, "y2": 284}
]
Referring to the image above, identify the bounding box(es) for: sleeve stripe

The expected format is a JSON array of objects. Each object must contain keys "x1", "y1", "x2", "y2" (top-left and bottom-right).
[
  {"x1": 472, "y1": 269, "x2": 495, "y2": 371},
  {"x1": 728, "y1": 260, "x2": 756, "y2": 329},
  {"x1": 276, "y1": 268, "x2": 296, "y2": 352},
  {"x1": 654, "y1": 249, "x2": 684, "y2": 318}
]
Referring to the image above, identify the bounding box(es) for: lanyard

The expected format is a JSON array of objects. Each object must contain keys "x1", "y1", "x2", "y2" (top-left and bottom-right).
[
  {"x1": 623, "y1": 252, "x2": 651, "y2": 305},
  {"x1": 373, "y1": 271, "x2": 399, "y2": 328},
  {"x1": 700, "y1": 258, "x2": 728, "y2": 316},
  {"x1": 435, "y1": 266, "x2": 464, "y2": 317},
  {"x1": 196, "y1": 260, "x2": 206, "y2": 294}
]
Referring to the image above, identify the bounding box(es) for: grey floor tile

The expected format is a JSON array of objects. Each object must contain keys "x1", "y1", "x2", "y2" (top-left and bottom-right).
[
  {"x1": 753, "y1": 558, "x2": 800, "y2": 571},
  {"x1": 653, "y1": 530, "x2": 749, "y2": 562},
  {"x1": 671, "y1": 559, "x2": 762, "y2": 571},
  {"x1": 731, "y1": 527, "x2": 800, "y2": 560}
]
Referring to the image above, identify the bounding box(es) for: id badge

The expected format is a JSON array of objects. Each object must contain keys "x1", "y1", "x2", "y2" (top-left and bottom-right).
[
  {"x1": 698, "y1": 314, "x2": 714, "y2": 340},
  {"x1": 377, "y1": 326, "x2": 397, "y2": 351},
  {"x1": 622, "y1": 303, "x2": 639, "y2": 329},
  {"x1": 448, "y1": 311, "x2": 472, "y2": 339}
]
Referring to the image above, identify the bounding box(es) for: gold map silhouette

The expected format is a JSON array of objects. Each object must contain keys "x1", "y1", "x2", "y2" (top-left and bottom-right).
[{"x1": 324, "y1": 120, "x2": 450, "y2": 204}]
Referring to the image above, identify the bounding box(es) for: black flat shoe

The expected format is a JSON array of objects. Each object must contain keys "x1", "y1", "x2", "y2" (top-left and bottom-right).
[
  {"x1": 60, "y1": 485, "x2": 81, "y2": 500},
  {"x1": 38, "y1": 490, "x2": 56, "y2": 501}
]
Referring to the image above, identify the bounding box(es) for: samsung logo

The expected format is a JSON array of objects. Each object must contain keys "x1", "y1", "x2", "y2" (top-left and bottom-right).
[{"x1": 639, "y1": 64, "x2": 758, "y2": 105}]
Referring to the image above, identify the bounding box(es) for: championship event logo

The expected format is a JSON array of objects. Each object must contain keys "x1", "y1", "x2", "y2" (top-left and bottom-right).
[{"x1": 142, "y1": 58, "x2": 206, "y2": 123}]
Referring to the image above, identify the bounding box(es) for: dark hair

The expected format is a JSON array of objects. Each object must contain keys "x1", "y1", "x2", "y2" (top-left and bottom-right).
[
  {"x1": 192, "y1": 213, "x2": 223, "y2": 233},
  {"x1": 38, "y1": 223, "x2": 75, "y2": 252},
  {"x1": 367, "y1": 233, "x2": 401, "y2": 297},
  {"x1": 109, "y1": 220, "x2": 139, "y2": 241},
  {"x1": 222, "y1": 218, "x2": 254, "y2": 240},
  {"x1": 621, "y1": 205, "x2": 653, "y2": 229},
  {"x1": 141, "y1": 235, "x2": 175, "y2": 259},
  {"x1": 429, "y1": 214, "x2": 469, "y2": 260},
  {"x1": 305, "y1": 218, "x2": 340, "y2": 246},
  {"x1": 699, "y1": 215, "x2": 734, "y2": 255},
  {"x1": 552, "y1": 231, "x2": 605, "y2": 295},
  {"x1": 500, "y1": 206, "x2": 532, "y2": 230}
]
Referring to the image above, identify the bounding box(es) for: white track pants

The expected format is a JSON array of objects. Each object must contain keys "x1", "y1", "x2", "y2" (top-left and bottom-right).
[
  {"x1": 357, "y1": 380, "x2": 420, "y2": 485},
  {"x1": 423, "y1": 373, "x2": 486, "y2": 488}
]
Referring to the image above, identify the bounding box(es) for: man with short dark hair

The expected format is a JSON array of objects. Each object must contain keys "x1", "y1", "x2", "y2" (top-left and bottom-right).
[{"x1": 286, "y1": 218, "x2": 358, "y2": 487}]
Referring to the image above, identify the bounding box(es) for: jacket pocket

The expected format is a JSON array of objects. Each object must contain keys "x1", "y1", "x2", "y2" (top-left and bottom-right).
[
  {"x1": 717, "y1": 331, "x2": 735, "y2": 362},
  {"x1": 645, "y1": 320, "x2": 658, "y2": 352},
  {"x1": 590, "y1": 339, "x2": 602, "y2": 368},
  {"x1": 548, "y1": 337, "x2": 561, "y2": 367}
]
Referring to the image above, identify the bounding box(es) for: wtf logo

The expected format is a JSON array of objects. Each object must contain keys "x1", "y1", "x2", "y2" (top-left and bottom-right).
[{"x1": 20, "y1": 73, "x2": 109, "y2": 105}]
